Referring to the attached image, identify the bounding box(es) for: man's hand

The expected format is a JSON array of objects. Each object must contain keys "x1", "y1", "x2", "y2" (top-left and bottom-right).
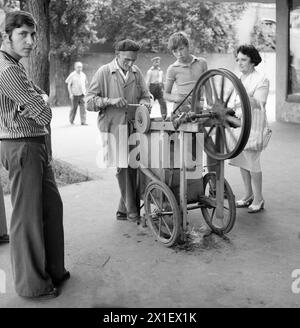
[
  {"x1": 41, "y1": 94, "x2": 49, "y2": 104},
  {"x1": 110, "y1": 97, "x2": 128, "y2": 108}
]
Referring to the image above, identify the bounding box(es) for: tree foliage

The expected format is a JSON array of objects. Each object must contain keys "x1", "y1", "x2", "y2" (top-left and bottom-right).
[
  {"x1": 95, "y1": 0, "x2": 247, "y2": 53},
  {"x1": 250, "y1": 20, "x2": 276, "y2": 52},
  {"x1": 50, "y1": 0, "x2": 98, "y2": 62}
]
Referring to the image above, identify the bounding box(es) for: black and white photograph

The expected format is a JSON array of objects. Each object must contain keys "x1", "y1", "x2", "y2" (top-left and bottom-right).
[{"x1": 0, "y1": 0, "x2": 299, "y2": 315}]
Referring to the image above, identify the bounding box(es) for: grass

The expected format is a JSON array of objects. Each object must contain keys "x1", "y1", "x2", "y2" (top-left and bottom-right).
[{"x1": 0, "y1": 158, "x2": 93, "y2": 195}]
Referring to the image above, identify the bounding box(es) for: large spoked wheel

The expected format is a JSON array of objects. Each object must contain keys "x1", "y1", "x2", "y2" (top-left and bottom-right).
[
  {"x1": 191, "y1": 68, "x2": 251, "y2": 160},
  {"x1": 201, "y1": 173, "x2": 236, "y2": 234},
  {"x1": 144, "y1": 181, "x2": 181, "y2": 247}
]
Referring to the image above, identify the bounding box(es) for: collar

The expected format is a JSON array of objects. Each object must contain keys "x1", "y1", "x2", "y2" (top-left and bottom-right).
[
  {"x1": 172, "y1": 55, "x2": 199, "y2": 67},
  {"x1": 109, "y1": 58, "x2": 137, "y2": 74},
  {"x1": 0, "y1": 50, "x2": 20, "y2": 65},
  {"x1": 150, "y1": 66, "x2": 162, "y2": 71}
]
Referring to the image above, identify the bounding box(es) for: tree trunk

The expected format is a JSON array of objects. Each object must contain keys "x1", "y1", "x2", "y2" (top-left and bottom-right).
[{"x1": 20, "y1": 0, "x2": 52, "y2": 159}]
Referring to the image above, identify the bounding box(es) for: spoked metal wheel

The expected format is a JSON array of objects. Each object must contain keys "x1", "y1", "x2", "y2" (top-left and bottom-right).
[
  {"x1": 201, "y1": 172, "x2": 236, "y2": 234},
  {"x1": 191, "y1": 68, "x2": 251, "y2": 160},
  {"x1": 144, "y1": 181, "x2": 181, "y2": 247}
]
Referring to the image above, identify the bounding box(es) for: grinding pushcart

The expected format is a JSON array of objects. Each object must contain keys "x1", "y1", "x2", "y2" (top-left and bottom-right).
[{"x1": 134, "y1": 68, "x2": 252, "y2": 247}]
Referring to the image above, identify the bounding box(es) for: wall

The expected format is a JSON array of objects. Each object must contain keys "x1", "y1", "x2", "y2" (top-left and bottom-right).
[{"x1": 276, "y1": 0, "x2": 300, "y2": 123}]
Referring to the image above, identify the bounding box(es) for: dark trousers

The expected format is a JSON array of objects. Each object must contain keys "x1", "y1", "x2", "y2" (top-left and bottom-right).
[
  {"x1": 116, "y1": 167, "x2": 138, "y2": 215},
  {"x1": 0, "y1": 182, "x2": 7, "y2": 236},
  {"x1": 1, "y1": 137, "x2": 66, "y2": 297},
  {"x1": 70, "y1": 95, "x2": 86, "y2": 124},
  {"x1": 149, "y1": 83, "x2": 167, "y2": 118}
]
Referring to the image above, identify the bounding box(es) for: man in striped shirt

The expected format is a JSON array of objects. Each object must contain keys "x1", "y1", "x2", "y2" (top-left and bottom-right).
[{"x1": 0, "y1": 11, "x2": 68, "y2": 299}]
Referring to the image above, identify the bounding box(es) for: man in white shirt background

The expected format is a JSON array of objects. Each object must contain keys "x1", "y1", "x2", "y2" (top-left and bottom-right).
[
  {"x1": 65, "y1": 61, "x2": 88, "y2": 125},
  {"x1": 145, "y1": 56, "x2": 167, "y2": 119}
]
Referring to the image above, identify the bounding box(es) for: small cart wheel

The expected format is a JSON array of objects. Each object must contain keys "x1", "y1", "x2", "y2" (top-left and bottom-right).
[
  {"x1": 201, "y1": 172, "x2": 236, "y2": 234},
  {"x1": 191, "y1": 68, "x2": 252, "y2": 160},
  {"x1": 135, "y1": 105, "x2": 151, "y2": 134},
  {"x1": 144, "y1": 181, "x2": 181, "y2": 247}
]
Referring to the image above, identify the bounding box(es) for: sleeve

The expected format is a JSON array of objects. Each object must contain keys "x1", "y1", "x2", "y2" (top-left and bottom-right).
[
  {"x1": 86, "y1": 67, "x2": 111, "y2": 112},
  {"x1": 0, "y1": 65, "x2": 52, "y2": 126},
  {"x1": 65, "y1": 73, "x2": 72, "y2": 84},
  {"x1": 253, "y1": 75, "x2": 270, "y2": 103},
  {"x1": 145, "y1": 69, "x2": 151, "y2": 86},
  {"x1": 30, "y1": 81, "x2": 46, "y2": 95},
  {"x1": 165, "y1": 65, "x2": 176, "y2": 83},
  {"x1": 136, "y1": 67, "x2": 151, "y2": 104}
]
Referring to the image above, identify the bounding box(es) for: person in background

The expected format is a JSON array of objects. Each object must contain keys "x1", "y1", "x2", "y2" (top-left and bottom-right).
[
  {"x1": 145, "y1": 56, "x2": 167, "y2": 119},
  {"x1": 0, "y1": 10, "x2": 68, "y2": 299},
  {"x1": 86, "y1": 39, "x2": 151, "y2": 222},
  {"x1": 65, "y1": 61, "x2": 88, "y2": 125},
  {"x1": 0, "y1": 181, "x2": 8, "y2": 244},
  {"x1": 229, "y1": 44, "x2": 269, "y2": 213}
]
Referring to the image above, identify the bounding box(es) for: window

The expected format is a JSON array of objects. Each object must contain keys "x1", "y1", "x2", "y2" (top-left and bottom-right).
[{"x1": 289, "y1": 0, "x2": 300, "y2": 97}]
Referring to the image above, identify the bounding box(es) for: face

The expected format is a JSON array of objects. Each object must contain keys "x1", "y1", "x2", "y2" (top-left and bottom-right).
[
  {"x1": 3, "y1": 24, "x2": 36, "y2": 60},
  {"x1": 152, "y1": 59, "x2": 160, "y2": 68},
  {"x1": 236, "y1": 52, "x2": 255, "y2": 74},
  {"x1": 116, "y1": 51, "x2": 138, "y2": 72},
  {"x1": 172, "y1": 45, "x2": 190, "y2": 63},
  {"x1": 75, "y1": 63, "x2": 83, "y2": 73}
]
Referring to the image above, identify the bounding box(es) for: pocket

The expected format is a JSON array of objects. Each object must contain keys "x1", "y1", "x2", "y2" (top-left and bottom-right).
[{"x1": 18, "y1": 143, "x2": 29, "y2": 169}]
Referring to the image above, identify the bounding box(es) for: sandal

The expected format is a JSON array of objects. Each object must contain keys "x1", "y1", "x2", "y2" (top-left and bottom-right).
[{"x1": 116, "y1": 211, "x2": 127, "y2": 220}]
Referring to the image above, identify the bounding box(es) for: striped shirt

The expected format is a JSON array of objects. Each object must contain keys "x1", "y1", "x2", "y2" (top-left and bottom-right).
[{"x1": 0, "y1": 50, "x2": 52, "y2": 139}]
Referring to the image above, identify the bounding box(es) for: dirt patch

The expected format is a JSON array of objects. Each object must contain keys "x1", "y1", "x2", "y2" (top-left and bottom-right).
[
  {"x1": 172, "y1": 226, "x2": 235, "y2": 254},
  {"x1": 0, "y1": 158, "x2": 94, "y2": 194}
]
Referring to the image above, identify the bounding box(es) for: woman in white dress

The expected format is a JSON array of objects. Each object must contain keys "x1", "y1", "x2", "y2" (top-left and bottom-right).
[{"x1": 229, "y1": 45, "x2": 269, "y2": 213}]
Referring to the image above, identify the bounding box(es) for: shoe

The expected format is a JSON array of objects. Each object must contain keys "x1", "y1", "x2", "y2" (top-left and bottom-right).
[
  {"x1": 52, "y1": 271, "x2": 70, "y2": 288},
  {"x1": 236, "y1": 195, "x2": 254, "y2": 208},
  {"x1": 116, "y1": 211, "x2": 127, "y2": 220},
  {"x1": 127, "y1": 213, "x2": 140, "y2": 223},
  {"x1": 248, "y1": 200, "x2": 265, "y2": 213},
  {"x1": 0, "y1": 234, "x2": 9, "y2": 244},
  {"x1": 27, "y1": 287, "x2": 59, "y2": 301},
  {"x1": 81, "y1": 123, "x2": 88, "y2": 126}
]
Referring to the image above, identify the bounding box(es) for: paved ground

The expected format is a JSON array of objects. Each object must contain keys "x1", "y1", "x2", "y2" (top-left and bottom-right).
[{"x1": 1, "y1": 96, "x2": 300, "y2": 308}]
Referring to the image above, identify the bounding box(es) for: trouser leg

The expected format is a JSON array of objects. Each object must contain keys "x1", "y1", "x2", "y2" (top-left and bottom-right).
[
  {"x1": 0, "y1": 182, "x2": 7, "y2": 236},
  {"x1": 116, "y1": 167, "x2": 138, "y2": 215},
  {"x1": 69, "y1": 96, "x2": 79, "y2": 124},
  {"x1": 79, "y1": 96, "x2": 87, "y2": 124},
  {"x1": 42, "y1": 162, "x2": 66, "y2": 282},
  {"x1": 1, "y1": 140, "x2": 54, "y2": 297}
]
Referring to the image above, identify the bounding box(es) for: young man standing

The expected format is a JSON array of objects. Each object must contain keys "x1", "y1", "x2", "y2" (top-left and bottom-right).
[
  {"x1": 145, "y1": 56, "x2": 167, "y2": 119},
  {"x1": 65, "y1": 61, "x2": 88, "y2": 125},
  {"x1": 86, "y1": 39, "x2": 151, "y2": 222},
  {"x1": 0, "y1": 11, "x2": 68, "y2": 299},
  {"x1": 164, "y1": 31, "x2": 211, "y2": 111}
]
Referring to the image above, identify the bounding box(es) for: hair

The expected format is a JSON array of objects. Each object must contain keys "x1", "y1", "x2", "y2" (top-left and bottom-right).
[
  {"x1": 4, "y1": 11, "x2": 36, "y2": 38},
  {"x1": 236, "y1": 44, "x2": 262, "y2": 66},
  {"x1": 167, "y1": 31, "x2": 189, "y2": 51},
  {"x1": 114, "y1": 39, "x2": 140, "y2": 52}
]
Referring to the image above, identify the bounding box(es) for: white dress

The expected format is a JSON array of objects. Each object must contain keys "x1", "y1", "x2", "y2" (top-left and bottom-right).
[{"x1": 229, "y1": 69, "x2": 269, "y2": 173}]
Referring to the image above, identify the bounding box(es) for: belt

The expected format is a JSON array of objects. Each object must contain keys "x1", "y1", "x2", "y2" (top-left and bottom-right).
[{"x1": 1, "y1": 136, "x2": 46, "y2": 143}]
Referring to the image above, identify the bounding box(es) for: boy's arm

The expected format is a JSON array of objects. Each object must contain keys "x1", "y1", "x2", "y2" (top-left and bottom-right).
[
  {"x1": 164, "y1": 66, "x2": 183, "y2": 103},
  {"x1": 0, "y1": 65, "x2": 52, "y2": 126}
]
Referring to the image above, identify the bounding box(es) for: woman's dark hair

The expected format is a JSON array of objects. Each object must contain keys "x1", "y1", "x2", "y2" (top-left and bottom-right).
[
  {"x1": 5, "y1": 11, "x2": 36, "y2": 38},
  {"x1": 236, "y1": 44, "x2": 262, "y2": 66},
  {"x1": 114, "y1": 39, "x2": 140, "y2": 52}
]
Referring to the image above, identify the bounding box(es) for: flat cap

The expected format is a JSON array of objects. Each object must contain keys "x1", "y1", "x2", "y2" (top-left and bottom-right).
[{"x1": 115, "y1": 39, "x2": 140, "y2": 52}]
